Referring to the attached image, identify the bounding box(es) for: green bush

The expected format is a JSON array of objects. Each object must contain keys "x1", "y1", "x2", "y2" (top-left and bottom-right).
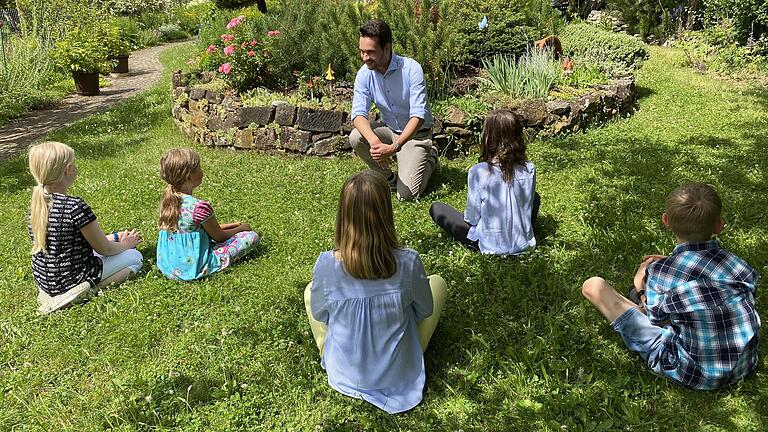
[
  {"x1": 560, "y1": 23, "x2": 650, "y2": 75},
  {"x1": 198, "y1": 6, "x2": 268, "y2": 53},
  {"x1": 158, "y1": 23, "x2": 190, "y2": 41},
  {"x1": 136, "y1": 28, "x2": 162, "y2": 47},
  {"x1": 105, "y1": 0, "x2": 169, "y2": 15},
  {"x1": 263, "y1": 0, "x2": 368, "y2": 87},
  {"x1": 172, "y1": 0, "x2": 216, "y2": 34},
  {"x1": 679, "y1": 21, "x2": 768, "y2": 76},
  {"x1": 606, "y1": 0, "x2": 683, "y2": 40},
  {"x1": 703, "y1": 0, "x2": 768, "y2": 44},
  {"x1": 444, "y1": 0, "x2": 563, "y2": 66},
  {"x1": 198, "y1": 13, "x2": 278, "y2": 91},
  {"x1": 376, "y1": 0, "x2": 456, "y2": 100},
  {"x1": 0, "y1": 34, "x2": 73, "y2": 124}
]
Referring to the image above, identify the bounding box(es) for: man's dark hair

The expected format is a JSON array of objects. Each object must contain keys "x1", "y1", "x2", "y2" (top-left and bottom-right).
[{"x1": 359, "y1": 20, "x2": 392, "y2": 49}]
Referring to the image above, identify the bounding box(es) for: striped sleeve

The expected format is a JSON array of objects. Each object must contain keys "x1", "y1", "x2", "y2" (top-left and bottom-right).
[{"x1": 192, "y1": 200, "x2": 214, "y2": 225}]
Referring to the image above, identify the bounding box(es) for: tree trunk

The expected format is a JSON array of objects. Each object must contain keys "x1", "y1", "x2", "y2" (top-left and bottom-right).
[
  {"x1": 686, "y1": 0, "x2": 702, "y2": 30},
  {"x1": 256, "y1": 0, "x2": 267, "y2": 14}
]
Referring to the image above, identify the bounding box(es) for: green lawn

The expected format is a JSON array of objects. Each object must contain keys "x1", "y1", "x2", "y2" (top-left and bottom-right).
[{"x1": 1, "y1": 45, "x2": 767, "y2": 431}]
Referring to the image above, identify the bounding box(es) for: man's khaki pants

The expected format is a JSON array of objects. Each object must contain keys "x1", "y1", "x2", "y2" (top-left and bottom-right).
[{"x1": 349, "y1": 126, "x2": 438, "y2": 200}]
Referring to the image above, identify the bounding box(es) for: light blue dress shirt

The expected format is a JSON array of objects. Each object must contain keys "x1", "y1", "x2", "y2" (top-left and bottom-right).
[
  {"x1": 310, "y1": 248, "x2": 433, "y2": 414},
  {"x1": 351, "y1": 53, "x2": 433, "y2": 133},
  {"x1": 465, "y1": 161, "x2": 537, "y2": 254}
]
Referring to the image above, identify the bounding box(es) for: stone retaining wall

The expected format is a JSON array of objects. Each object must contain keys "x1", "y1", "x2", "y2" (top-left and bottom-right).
[{"x1": 171, "y1": 70, "x2": 637, "y2": 157}]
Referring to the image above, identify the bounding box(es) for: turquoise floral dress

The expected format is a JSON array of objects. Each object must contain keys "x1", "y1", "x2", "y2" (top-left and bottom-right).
[{"x1": 157, "y1": 194, "x2": 259, "y2": 281}]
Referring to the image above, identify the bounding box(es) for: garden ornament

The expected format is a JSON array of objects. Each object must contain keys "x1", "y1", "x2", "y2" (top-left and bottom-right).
[
  {"x1": 478, "y1": 16, "x2": 488, "y2": 31},
  {"x1": 325, "y1": 64, "x2": 335, "y2": 81},
  {"x1": 535, "y1": 35, "x2": 563, "y2": 60}
]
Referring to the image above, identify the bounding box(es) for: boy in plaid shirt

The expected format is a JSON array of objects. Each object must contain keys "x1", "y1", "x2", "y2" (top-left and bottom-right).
[{"x1": 582, "y1": 183, "x2": 760, "y2": 389}]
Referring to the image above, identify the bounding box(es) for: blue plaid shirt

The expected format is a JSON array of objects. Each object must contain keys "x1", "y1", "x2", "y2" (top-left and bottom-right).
[{"x1": 645, "y1": 240, "x2": 760, "y2": 389}]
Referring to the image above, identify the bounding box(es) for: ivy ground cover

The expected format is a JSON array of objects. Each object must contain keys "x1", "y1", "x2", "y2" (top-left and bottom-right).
[{"x1": 0, "y1": 44, "x2": 766, "y2": 431}]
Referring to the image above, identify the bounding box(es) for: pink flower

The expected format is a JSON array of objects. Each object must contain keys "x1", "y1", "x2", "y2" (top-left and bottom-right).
[
  {"x1": 218, "y1": 63, "x2": 232, "y2": 74},
  {"x1": 249, "y1": 40, "x2": 258, "y2": 47},
  {"x1": 226, "y1": 15, "x2": 246, "y2": 29},
  {"x1": 241, "y1": 41, "x2": 248, "y2": 48},
  {"x1": 205, "y1": 45, "x2": 218, "y2": 54},
  {"x1": 223, "y1": 45, "x2": 236, "y2": 56},
  {"x1": 267, "y1": 30, "x2": 281, "y2": 37},
  {"x1": 247, "y1": 50, "x2": 256, "y2": 57},
  {"x1": 220, "y1": 33, "x2": 235, "y2": 42}
]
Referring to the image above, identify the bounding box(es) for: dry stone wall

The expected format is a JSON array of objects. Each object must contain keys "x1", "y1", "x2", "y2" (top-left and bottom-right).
[{"x1": 171, "y1": 70, "x2": 637, "y2": 157}]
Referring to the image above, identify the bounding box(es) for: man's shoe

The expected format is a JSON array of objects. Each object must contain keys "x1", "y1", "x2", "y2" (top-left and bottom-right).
[
  {"x1": 37, "y1": 281, "x2": 94, "y2": 315},
  {"x1": 431, "y1": 147, "x2": 441, "y2": 173},
  {"x1": 386, "y1": 172, "x2": 397, "y2": 192}
]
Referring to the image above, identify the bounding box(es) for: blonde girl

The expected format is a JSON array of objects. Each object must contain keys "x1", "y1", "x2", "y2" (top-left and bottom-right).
[
  {"x1": 430, "y1": 109, "x2": 540, "y2": 254},
  {"x1": 156, "y1": 148, "x2": 259, "y2": 281},
  {"x1": 304, "y1": 170, "x2": 448, "y2": 414},
  {"x1": 29, "y1": 141, "x2": 143, "y2": 314}
]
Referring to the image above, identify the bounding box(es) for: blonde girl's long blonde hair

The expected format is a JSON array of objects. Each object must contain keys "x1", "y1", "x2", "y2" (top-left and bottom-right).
[
  {"x1": 28, "y1": 141, "x2": 76, "y2": 254},
  {"x1": 158, "y1": 148, "x2": 201, "y2": 232},
  {"x1": 334, "y1": 171, "x2": 400, "y2": 279}
]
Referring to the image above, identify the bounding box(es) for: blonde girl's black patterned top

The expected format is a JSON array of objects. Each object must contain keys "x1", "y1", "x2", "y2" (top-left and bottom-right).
[{"x1": 30, "y1": 193, "x2": 103, "y2": 295}]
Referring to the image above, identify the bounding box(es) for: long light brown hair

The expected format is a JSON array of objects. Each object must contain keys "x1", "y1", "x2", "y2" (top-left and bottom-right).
[
  {"x1": 158, "y1": 148, "x2": 200, "y2": 232},
  {"x1": 480, "y1": 109, "x2": 526, "y2": 183},
  {"x1": 28, "y1": 141, "x2": 76, "y2": 254},
  {"x1": 334, "y1": 171, "x2": 400, "y2": 279}
]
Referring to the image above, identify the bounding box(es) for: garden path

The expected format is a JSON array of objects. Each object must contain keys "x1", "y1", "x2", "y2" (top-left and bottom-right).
[{"x1": 0, "y1": 39, "x2": 194, "y2": 161}]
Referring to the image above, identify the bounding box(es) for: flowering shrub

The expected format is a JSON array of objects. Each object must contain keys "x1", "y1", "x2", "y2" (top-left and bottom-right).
[{"x1": 199, "y1": 14, "x2": 279, "y2": 91}]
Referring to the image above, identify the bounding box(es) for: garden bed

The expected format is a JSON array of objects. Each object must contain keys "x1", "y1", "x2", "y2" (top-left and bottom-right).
[{"x1": 171, "y1": 70, "x2": 637, "y2": 157}]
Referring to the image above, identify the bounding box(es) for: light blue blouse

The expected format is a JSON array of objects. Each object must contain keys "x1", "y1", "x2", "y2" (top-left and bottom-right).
[
  {"x1": 310, "y1": 248, "x2": 433, "y2": 414},
  {"x1": 465, "y1": 161, "x2": 537, "y2": 255}
]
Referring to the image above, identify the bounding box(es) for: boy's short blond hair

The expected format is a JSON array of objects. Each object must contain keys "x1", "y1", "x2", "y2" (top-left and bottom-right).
[{"x1": 665, "y1": 183, "x2": 722, "y2": 242}]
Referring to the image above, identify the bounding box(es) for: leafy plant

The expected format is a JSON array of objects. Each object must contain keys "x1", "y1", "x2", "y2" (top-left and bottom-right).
[
  {"x1": 479, "y1": 49, "x2": 561, "y2": 99},
  {"x1": 560, "y1": 23, "x2": 650, "y2": 76},
  {"x1": 557, "y1": 60, "x2": 611, "y2": 89},
  {"x1": 105, "y1": 22, "x2": 131, "y2": 57},
  {"x1": 53, "y1": 27, "x2": 112, "y2": 74}
]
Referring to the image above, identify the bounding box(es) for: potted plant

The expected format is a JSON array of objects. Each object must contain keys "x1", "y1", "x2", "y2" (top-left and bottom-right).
[
  {"x1": 105, "y1": 24, "x2": 131, "y2": 74},
  {"x1": 54, "y1": 28, "x2": 111, "y2": 96}
]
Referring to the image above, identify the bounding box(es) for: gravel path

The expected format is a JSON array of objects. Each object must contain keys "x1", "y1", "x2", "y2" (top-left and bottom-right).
[{"x1": 0, "y1": 40, "x2": 193, "y2": 161}]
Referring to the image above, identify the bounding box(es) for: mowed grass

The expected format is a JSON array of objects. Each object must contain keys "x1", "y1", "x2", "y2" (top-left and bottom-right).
[{"x1": 1, "y1": 45, "x2": 767, "y2": 431}]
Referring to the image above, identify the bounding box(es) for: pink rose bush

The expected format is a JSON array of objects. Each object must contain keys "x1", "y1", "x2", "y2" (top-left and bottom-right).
[{"x1": 200, "y1": 15, "x2": 280, "y2": 91}]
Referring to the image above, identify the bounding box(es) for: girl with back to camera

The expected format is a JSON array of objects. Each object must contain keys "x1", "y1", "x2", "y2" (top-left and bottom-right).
[
  {"x1": 156, "y1": 148, "x2": 259, "y2": 281},
  {"x1": 430, "y1": 109, "x2": 540, "y2": 255},
  {"x1": 28, "y1": 141, "x2": 143, "y2": 314},
  {"x1": 304, "y1": 170, "x2": 448, "y2": 414}
]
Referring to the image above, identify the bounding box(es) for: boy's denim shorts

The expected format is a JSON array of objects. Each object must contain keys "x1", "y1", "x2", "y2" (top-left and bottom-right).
[{"x1": 611, "y1": 307, "x2": 665, "y2": 363}]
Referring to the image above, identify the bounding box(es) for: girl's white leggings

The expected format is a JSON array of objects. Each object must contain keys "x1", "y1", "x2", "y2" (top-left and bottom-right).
[{"x1": 97, "y1": 249, "x2": 143, "y2": 279}]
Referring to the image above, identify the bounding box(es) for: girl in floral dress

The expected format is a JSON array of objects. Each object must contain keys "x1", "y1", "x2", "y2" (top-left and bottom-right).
[{"x1": 156, "y1": 148, "x2": 259, "y2": 280}]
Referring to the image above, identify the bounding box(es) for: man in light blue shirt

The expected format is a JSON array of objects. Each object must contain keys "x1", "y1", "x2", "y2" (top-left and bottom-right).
[{"x1": 349, "y1": 19, "x2": 438, "y2": 200}]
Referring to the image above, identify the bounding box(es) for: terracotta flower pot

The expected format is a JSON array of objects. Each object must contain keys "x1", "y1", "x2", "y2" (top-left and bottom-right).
[
  {"x1": 72, "y1": 71, "x2": 100, "y2": 96},
  {"x1": 111, "y1": 55, "x2": 129, "y2": 74}
]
